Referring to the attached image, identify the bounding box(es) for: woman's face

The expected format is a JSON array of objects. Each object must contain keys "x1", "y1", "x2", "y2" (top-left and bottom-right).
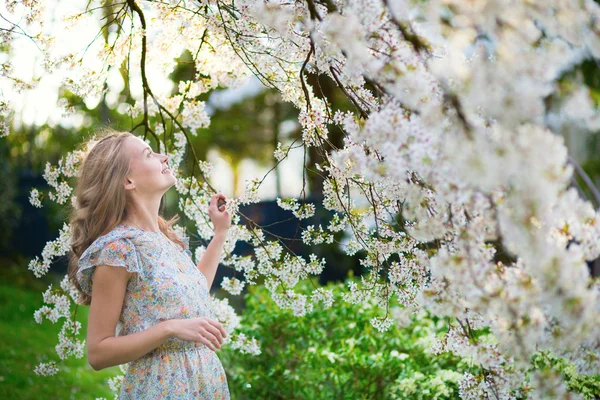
[{"x1": 122, "y1": 135, "x2": 176, "y2": 195}]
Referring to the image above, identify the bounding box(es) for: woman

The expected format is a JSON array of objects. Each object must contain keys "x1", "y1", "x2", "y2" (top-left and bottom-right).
[{"x1": 68, "y1": 128, "x2": 231, "y2": 399}]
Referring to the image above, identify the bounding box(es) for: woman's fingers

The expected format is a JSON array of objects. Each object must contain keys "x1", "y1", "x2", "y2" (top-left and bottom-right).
[
  {"x1": 200, "y1": 328, "x2": 221, "y2": 349},
  {"x1": 180, "y1": 318, "x2": 228, "y2": 351},
  {"x1": 210, "y1": 193, "x2": 226, "y2": 207},
  {"x1": 204, "y1": 324, "x2": 224, "y2": 345},
  {"x1": 197, "y1": 335, "x2": 217, "y2": 352},
  {"x1": 209, "y1": 319, "x2": 227, "y2": 338}
]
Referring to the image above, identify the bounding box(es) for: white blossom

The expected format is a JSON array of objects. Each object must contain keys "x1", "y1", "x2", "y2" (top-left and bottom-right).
[
  {"x1": 29, "y1": 188, "x2": 43, "y2": 208},
  {"x1": 221, "y1": 277, "x2": 245, "y2": 295},
  {"x1": 33, "y1": 361, "x2": 59, "y2": 376}
]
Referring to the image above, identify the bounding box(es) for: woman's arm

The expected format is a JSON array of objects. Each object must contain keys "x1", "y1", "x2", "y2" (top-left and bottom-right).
[
  {"x1": 87, "y1": 265, "x2": 174, "y2": 371},
  {"x1": 195, "y1": 231, "x2": 227, "y2": 290},
  {"x1": 197, "y1": 193, "x2": 231, "y2": 290}
]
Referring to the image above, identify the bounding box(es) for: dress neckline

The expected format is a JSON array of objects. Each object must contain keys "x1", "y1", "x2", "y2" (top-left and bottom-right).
[
  {"x1": 116, "y1": 224, "x2": 185, "y2": 255},
  {"x1": 117, "y1": 223, "x2": 164, "y2": 235}
]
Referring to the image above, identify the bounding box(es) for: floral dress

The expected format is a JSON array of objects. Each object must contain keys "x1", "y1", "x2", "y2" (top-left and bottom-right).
[{"x1": 76, "y1": 224, "x2": 230, "y2": 399}]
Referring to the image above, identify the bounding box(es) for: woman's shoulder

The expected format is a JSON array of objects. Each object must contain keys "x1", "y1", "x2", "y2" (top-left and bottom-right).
[
  {"x1": 83, "y1": 224, "x2": 141, "y2": 254},
  {"x1": 78, "y1": 225, "x2": 150, "y2": 269},
  {"x1": 76, "y1": 225, "x2": 147, "y2": 296}
]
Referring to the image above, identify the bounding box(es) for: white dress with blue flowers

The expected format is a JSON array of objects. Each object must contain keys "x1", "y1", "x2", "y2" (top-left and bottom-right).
[{"x1": 76, "y1": 224, "x2": 230, "y2": 399}]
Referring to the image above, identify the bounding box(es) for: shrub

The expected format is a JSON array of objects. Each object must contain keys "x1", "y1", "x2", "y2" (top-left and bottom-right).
[{"x1": 220, "y1": 279, "x2": 475, "y2": 400}]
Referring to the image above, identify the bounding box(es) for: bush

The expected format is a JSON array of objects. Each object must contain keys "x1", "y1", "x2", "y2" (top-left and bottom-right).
[{"x1": 220, "y1": 279, "x2": 475, "y2": 400}]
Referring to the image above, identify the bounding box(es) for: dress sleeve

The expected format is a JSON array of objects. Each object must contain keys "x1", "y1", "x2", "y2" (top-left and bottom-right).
[{"x1": 76, "y1": 236, "x2": 143, "y2": 297}]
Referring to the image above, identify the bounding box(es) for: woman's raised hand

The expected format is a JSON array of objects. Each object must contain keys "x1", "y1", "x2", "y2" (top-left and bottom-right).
[
  {"x1": 168, "y1": 317, "x2": 227, "y2": 351},
  {"x1": 208, "y1": 193, "x2": 231, "y2": 234}
]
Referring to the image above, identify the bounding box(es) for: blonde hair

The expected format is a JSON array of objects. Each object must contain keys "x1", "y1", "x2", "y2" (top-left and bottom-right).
[{"x1": 68, "y1": 127, "x2": 184, "y2": 306}]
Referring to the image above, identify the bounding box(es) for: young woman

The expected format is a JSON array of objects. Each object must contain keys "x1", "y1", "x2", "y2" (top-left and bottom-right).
[{"x1": 68, "y1": 129, "x2": 232, "y2": 399}]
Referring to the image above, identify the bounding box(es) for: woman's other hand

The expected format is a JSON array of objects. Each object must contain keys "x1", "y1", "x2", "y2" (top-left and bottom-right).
[
  {"x1": 208, "y1": 193, "x2": 231, "y2": 234},
  {"x1": 168, "y1": 317, "x2": 227, "y2": 351}
]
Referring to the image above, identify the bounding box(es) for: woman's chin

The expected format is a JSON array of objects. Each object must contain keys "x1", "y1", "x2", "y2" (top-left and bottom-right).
[
  {"x1": 160, "y1": 170, "x2": 176, "y2": 180},
  {"x1": 157, "y1": 172, "x2": 176, "y2": 190}
]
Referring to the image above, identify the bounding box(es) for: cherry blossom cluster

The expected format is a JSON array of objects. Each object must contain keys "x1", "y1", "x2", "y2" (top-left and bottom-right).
[
  {"x1": 33, "y1": 361, "x2": 59, "y2": 377},
  {"x1": 208, "y1": 0, "x2": 600, "y2": 397},
  {"x1": 210, "y1": 296, "x2": 261, "y2": 355}
]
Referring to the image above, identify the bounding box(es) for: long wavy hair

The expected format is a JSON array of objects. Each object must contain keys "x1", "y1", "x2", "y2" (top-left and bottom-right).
[{"x1": 68, "y1": 128, "x2": 184, "y2": 306}]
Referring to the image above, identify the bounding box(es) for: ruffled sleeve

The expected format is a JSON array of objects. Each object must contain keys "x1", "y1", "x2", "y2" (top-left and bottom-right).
[{"x1": 76, "y1": 233, "x2": 144, "y2": 297}]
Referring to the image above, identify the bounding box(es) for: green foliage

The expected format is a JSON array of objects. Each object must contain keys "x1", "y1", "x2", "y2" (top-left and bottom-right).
[
  {"x1": 0, "y1": 265, "x2": 120, "y2": 399},
  {"x1": 530, "y1": 351, "x2": 600, "y2": 399},
  {"x1": 220, "y1": 280, "x2": 476, "y2": 400}
]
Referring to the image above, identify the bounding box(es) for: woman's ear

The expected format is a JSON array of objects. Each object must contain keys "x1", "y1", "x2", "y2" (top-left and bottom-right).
[{"x1": 123, "y1": 176, "x2": 135, "y2": 191}]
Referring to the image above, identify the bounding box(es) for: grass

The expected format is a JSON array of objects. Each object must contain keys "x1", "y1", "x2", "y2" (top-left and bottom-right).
[{"x1": 0, "y1": 261, "x2": 121, "y2": 399}]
